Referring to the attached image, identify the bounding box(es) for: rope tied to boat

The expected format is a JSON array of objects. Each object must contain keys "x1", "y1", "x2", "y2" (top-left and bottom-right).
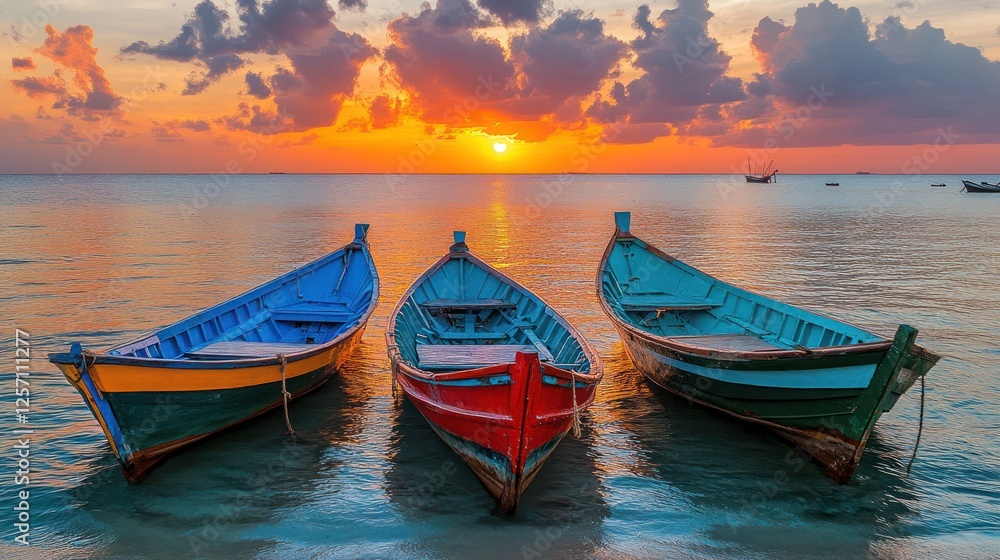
[
  {"x1": 385, "y1": 334, "x2": 402, "y2": 405},
  {"x1": 906, "y1": 374, "x2": 926, "y2": 474},
  {"x1": 569, "y1": 369, "x2": 581, "y2": 439},
  {"x1": 80, "y1": 349, "x2": 98, "y2": 371},
  {"x1": 277, "y1": 353, "x2": 296, "y2": 437}
]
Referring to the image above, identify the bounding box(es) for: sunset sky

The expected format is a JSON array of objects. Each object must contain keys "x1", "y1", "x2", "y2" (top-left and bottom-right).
[{"x1": 2, "y1": 0, "x2": 998, "y2": 174}]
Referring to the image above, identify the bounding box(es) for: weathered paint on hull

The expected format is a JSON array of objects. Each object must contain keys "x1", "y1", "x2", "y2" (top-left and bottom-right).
[
  {"x1": 396, "y1": 352, "x2": 589, "y2": 514},
  {"x1": 616, "y1": 325, "x2": 920, "y2": 483},
  {"x1": 52, "y1": 326, "x2": 365, "y2": 482}
]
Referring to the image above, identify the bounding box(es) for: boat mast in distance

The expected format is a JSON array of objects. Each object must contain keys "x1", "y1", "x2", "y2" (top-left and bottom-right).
[{"x1": 745, "y1": 159, "x2": 778, "y2": 183}]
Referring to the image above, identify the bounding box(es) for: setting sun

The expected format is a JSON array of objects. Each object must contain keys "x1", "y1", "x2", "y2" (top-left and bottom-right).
[{"x1": 493, "y1": 142, "x2": 508, "y2": 154}]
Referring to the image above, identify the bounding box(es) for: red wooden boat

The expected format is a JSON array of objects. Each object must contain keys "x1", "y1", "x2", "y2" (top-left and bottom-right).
[{"x1": 386, "y1": 232, "x2": 603, "y2": 514}]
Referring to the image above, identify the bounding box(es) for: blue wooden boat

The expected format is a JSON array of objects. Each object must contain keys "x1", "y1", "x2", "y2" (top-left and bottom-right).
[
  {"x1": 50, "y1": 224, "x2": 379, "y2": 481},
  {"x1": 597, "y1": 212, "x2": 939, "y2": 482},
  {"x1": 387, "y1": 232, "x2": 603, "y2": 514}
]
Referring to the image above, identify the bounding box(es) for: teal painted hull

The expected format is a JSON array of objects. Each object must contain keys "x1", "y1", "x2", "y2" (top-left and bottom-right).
[{"x1": 598, "y1": 212, "x2": 940, "y2": 482}]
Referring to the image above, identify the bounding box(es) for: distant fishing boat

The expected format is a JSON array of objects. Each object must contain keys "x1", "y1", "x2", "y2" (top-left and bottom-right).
[
  {"x1": 930, "y1": 183, "x2": 947, "y2": 187},
  {"x1": 855, "y1": 171, "x2": 876, "y2": 175},
  {"x1": 386, "y1": 232, "x2": 602, "y2": 514},
  {"x1": 745, "y1": 159, "x2": 777, "y2": 183},
  {"x1": 49, "y1": 224, "x2": 379, "y2": 482},
  {"x1": 597, "y1": 212, "x2": 939, "y2": 483},
  {"x1": 825, "y1": 182, "x2": 840, "y2": 186},
  {"x1": 961, "y1": 180, "x2": 1000, "y2": 193}
]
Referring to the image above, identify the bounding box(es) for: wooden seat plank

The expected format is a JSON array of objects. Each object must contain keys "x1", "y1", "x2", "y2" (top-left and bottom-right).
[
  {"x1": 421, "y1": 298, "x2": 517, "y2": 313},
  {"x1": 271, "y1": 302, "x2": 353, "y2": 323},
  {"x1": 437, "y1": 331, "x2": 506, "y2": 341},
  {"x1": 186, "y1": 341, "x2": 315, "y2": 359},
  {"x1": 417, "y1": 344, "x2": 541, "y2": 370}
]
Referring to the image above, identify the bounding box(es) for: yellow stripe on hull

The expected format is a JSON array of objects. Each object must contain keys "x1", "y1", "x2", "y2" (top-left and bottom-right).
[{"x1": 77, "y1": 329, "x2": 364, "y2": 393}]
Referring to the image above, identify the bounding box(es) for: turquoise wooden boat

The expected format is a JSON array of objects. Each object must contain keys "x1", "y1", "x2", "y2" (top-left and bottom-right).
[
  {"x1": 597, "y1": 212, "x2": 939, "y2": 482},
  {"x1": 49, "y1": 224, "x2": 378, "y2": 481},
  {"x1": 387, "y1": 232, "x2": 603, "y2": 514}
]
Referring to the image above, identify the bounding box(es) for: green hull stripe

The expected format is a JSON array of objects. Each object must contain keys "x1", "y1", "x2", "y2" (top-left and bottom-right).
[{"x1": 104, "y1": 366, "x2": 331, "y2": 453}]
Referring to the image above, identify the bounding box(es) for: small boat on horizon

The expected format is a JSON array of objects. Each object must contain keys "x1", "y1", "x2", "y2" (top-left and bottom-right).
[
  {"x1": 50, "y1": 224, "x2": 379, "y2": 482},
  {"x1": 930, "y1": 183, "x2": 947, "y2": 187},
  {"x1": 386, "y1": 232, "x2": 602, "y2": 514},
  {"x1": 825, "y1": 182, "x2": 840, "y2": 186},
  {"x1": 745, "y1": 159, "x2": 777, "y2": 183},
  {"x1": 597, "y1": 212, "x2": 939, "y2": 483},
  {"x1": 855, "y1": 171, "x2": 876, "y2": 175},
  {"x1": 961, "y1": 179, "x2": 1000, "y2": 193}
]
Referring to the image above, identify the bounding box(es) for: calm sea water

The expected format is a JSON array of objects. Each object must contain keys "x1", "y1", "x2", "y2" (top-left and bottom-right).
[{"x1": 0, "y1": 174, "x2": 997, "y2": 559}]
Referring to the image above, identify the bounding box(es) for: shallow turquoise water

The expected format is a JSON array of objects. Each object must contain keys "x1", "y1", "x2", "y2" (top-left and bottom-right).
[{"x1": 0, "y1": 174, "x2": 997, "y2": 558}]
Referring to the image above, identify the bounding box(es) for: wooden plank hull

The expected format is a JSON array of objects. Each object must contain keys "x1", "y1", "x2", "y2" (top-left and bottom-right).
[
  {"x1": 52, "y1": 325, "x2": 366, "y2": 481},
  {"x1": 50, "y1": 224, "x2": 379, "y2": 481},
  {"x1": 614, "y1": 325, "x2": 924, "y2": 482},
  {"x1": 395, "y1": 351, "x2": 592, "y2": 514},
  {"x1": 597, "y1": 212, "x2": 939, "y2": 483}
]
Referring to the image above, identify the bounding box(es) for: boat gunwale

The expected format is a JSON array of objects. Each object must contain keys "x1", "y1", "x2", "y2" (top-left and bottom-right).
[
  {"x1": 387, "y1": 246, "x2": 603, "y2": 385},
  {"x1": 50, "y1": 234, "x2": 380, "y2": 369},
  {"x1": 596, "y1": 227, "x2": 909, "y2": 362}
]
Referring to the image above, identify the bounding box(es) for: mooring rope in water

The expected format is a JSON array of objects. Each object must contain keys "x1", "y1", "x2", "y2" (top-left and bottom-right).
[
  {"x1": 569, "y1": 369, "x2": 582, "y2": 439},
  {"x1": 906, "y1": 374, "x2": 926, "y2": 474},
  {"x1": 277, "y1": 354, "x2": 296, "y2": 437}
]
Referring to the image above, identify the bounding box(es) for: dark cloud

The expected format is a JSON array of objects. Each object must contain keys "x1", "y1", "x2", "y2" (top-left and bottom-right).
[
  {"x1": 244, "y1": 70, "x2": 272, "y2": 98},
  {"x1": 602, "y1": 122, "x2": 671, "y2": 144},
  {"x1": 123, "y1": 0, "x2": 374, "y2": 128},
  {"x1": 369, "y1": 94, "x2": 402, "y2": 128},
  {"x1": 384, "y1": 0, "x2": 514, "y2": 124},
  {"x1": 217, "y1": 101, "x2": 292, "y2": 133},
  {"x1": 122, "y1": 0, "x2": 337, "y2": 95},
  {"x1": 12, "y1": 57, "x2": 36, "y2": 71},
  {"x1": 43, "y1": 123, "x2": 85, "y2": 144},
  {"x1": 10, "y1": 25, "x2": 122, "y2": 118},
  {"x1": 178, "y1": 119, "x2": 212, "y2": 131},
  {"x1": 386, "y1": 2, "x2": 625, "y2": 134},
  {"x1": 477, "y1": 0, "x2": 547, "y2": 25},
  {"x1": 587, "y1": 1, "x2": 746, "y2": 129},
  {"x1": 11, "y1": 75, "x2": 68, "y2": 99},
  {"x1": 266, "y1": 28, "x2": 375, "y2": 129},
  {"x1": 151, "y1": 125, "x2": 186, "y2": 142},
  {"x1": 723, "y1": 0, "x2": 1000, "y2": 146},
  {"x1": 147, "y1": 119, "x2": 212, "y2": 141},
  {"x1": 340, "y1": 94, "x2": 406, "y2": 132},
  {"x1": 507, "y1": 10, "x2": 628, "y2": 118},
  {"x1": 338, "y1": 0, "x2": 367, "y2": 11}
]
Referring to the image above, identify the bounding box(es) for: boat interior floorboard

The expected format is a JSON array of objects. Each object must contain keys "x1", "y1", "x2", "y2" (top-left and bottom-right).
[
  {"x1": 416, "y1": 344, "x2": 541, "y2": 371},
  {"x1": 185, "y1": 341, "x2": 316, "y2": 360}
]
